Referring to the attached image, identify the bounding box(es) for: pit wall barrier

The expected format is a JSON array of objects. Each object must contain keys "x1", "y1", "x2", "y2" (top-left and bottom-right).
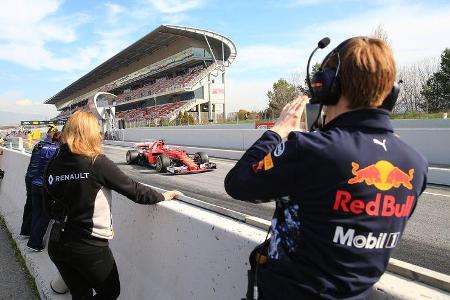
[
  {"x1": 391, "y1": 119, "x2": 450, "y2": 128},
  {"x1": 109, "y1": 124, "x2": 450, "y2": 186},
  {"x1": 0, "y1": 148, "x2": 449, "y2": 299},
  {"x1": 123, "y1": 128, "x2": 266, "y2": 151},
  {"x1": 107, "y1": 139, "x2": 450, "y2": 186},
  {"x1": 127, "y1": 119, "x2": 450, "y2": 130},
  {"x1": 120, "y1": 126, "x2": 450, "y2": 166}
]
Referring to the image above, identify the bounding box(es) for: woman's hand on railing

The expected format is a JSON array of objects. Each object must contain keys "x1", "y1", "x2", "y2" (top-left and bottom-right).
[{"x1": 163, "y1": 190, "x2": 184, "y2": 201}]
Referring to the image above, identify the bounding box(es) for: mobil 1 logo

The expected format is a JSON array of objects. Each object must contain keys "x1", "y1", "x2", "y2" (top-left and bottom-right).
[{"x1": 333, "y1": 226, "x2": 401, "y2": 249}]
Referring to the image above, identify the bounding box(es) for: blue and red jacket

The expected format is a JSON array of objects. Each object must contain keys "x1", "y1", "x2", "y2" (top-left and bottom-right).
[
  {"x1": 225, "y1": 108, "x2": 428, "y2": 299},
  {"x1": 25, "y1": 136, "x2": 54, "y2": 179},
  {"x1": 29, "y1": 140, "x2": 59, "y2": 186}
]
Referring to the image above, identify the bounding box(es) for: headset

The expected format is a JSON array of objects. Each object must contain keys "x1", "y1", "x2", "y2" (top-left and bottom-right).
[{"x1": 306, "y1": 37, "x2": 401, "y2": 130}]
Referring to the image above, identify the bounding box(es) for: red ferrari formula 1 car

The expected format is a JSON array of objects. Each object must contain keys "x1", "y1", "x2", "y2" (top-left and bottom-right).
[{"x1": 125, "y1": 140, "x2": 216, "y2": 174}]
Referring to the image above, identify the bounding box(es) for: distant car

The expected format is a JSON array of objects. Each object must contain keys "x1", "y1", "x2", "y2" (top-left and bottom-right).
[{"x1": 125, "y1": 140, "x2": 216, "y2": 174}]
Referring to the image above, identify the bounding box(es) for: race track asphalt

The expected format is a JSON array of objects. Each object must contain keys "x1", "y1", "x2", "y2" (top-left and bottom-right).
[{"x1": 103, "y1": 145, "x2": 450, "y2": 275}]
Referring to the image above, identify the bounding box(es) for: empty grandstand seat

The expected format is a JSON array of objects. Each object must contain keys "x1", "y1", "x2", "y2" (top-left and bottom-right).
[
  {"x1": 113, "y1": 64, "x2": 209, "y2": 105},
  {"x1": 116, "y1": 101, "x2": 188, "y2": 123}
]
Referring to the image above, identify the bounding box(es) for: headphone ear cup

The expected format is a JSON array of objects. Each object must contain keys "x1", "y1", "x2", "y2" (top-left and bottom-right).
[
  {"x1": 379, "y1": 82, "x2": 400, "y2": 111},
  {"x1": 322, "y1": 68, "x2": 341, "y2": 105},
  {"x1": 311, "y1": 69, "x2": 340, "y2": 105},
  {"x1": 310, "y1": 71, "x2": 326, "y2": 104}
]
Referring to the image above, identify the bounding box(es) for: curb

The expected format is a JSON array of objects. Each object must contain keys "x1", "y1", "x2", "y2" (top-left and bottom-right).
[
  {"x1": 387, "y1": 258, "x2": 450, "y2": 292},
  {"x1": 0, "y1": 209, "x2": 69, "y2": 300}
]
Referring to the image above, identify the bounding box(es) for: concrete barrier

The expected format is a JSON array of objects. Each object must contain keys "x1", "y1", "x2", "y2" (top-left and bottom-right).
[
  {"x1": 118, "y1": 125, "x2": 450, "y2": 166},
  {"x1": 0, "y1": 148, "x2": 449, "y2": 299},
  {"x1": 104, "y1": 140, "x2": 245, "y2": 160},
  {"x1": 428, "y1": 167, "x2": 450, "y2": 186},
  {"x1": 103, "y1": 141, "x2": 449, "y2": 186},
  {"x1": 153, "y1": 123, "x2": 255, "y2": 129},
  {"x1": 5, "y1": 136, "x2": 24, "y2": 151},
  {"x1": 395, "y1": 129, "x2": 450, "y2": 166},
  {"x1": 123, "y1": 128, "x2": 265, "y2": 150},
  {"x1": 0, "y1": 148, "x2": 67, "y2": 300},
  {"x1": 391, "y1": 119, "x2": 450, "y2": 128}
]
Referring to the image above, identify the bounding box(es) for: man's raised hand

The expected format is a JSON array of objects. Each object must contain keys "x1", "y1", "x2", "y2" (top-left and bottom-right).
[{"x1": 271, "y1": 96, "x2": 308, "y2": 139}]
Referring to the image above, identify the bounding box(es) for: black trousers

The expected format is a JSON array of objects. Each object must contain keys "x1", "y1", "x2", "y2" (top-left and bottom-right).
[
  {"x1": 48, "y1": 237, "x2": 120, "y2": 300},
  {"x1": 246, "y1": 264, "x2": 321, "y2": 300},
  {"x1": 20, "y1": 176, "x2": 33, "y2": 236},
  {"x1": 28, "y1": 185, "x2": 50, "y2": 249}
]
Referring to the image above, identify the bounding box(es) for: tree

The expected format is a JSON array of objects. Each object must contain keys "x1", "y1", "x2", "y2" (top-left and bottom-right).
[
  {"x1": 176, "y1": 111, "x2": 195, "y2": 125},
  {"x1": 421, "y1": 49, "x2": 450, "y2": 113},
  {"x1": 267, "y1": 79, "x2": 299, "y2": 117},
  {"x1": 238, "y1": 109, "x2": 250, "y2": 121},
  {"x1": 371, "y1": 24, "x2": 391, "y2": 46},
  {"x1": 395, "y1": 58, "x2": 439, "y2": 113}
]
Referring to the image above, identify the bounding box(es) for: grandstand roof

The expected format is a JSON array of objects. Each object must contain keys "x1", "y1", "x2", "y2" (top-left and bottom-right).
[{"x1": 45, "y1": 25, "x2": 237, "y2": 105}]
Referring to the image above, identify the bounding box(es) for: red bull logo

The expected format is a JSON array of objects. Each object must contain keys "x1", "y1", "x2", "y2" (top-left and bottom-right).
[
  {"x1": 252, "y1": 160, "x2": 264, "y2": 173},
  {"x1": 251, "y1": 153, "x2": 274, "y2": 173},
  {"x1": 348, "y1": 160, "x2": 414, "y2": 191}
]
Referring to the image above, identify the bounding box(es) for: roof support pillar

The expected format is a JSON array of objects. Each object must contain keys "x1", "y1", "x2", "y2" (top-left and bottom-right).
[{"x1": 204, "y1": 34, "x2": 217, "y2": 65}]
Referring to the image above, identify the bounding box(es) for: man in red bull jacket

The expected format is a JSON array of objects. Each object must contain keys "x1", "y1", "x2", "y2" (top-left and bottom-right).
[{"x1": 225, "y1": 37, "x2": 428, "y2": 299}]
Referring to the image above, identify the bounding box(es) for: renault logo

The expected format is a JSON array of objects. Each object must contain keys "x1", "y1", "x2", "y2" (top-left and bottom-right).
[{"x1": 48, "y1": 175, "x2": 54, "y2": 185}]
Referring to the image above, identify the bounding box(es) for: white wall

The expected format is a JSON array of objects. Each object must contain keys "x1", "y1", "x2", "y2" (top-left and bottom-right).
[
  {"x1": 395, "y1": 129, "x2": 450, "y2": 165},
  {"x1": 111, "y1": 193, "x2": 264, "y2": 300},
  {"x1": 120, "y1": 126, "x2": 450, "y2": 165},
  {"x1": 0, "y1": 147, "x2": 266, "y2": 299},
  {"x1": 154, "y1": 123, "x2": 255, "y2": 130},
  {"x1": 124, "y1": 128, "x2": 266, "y2": 150},
  {"x1": 391, "y1": 119, "x2": 450, "y2": 128},
  {"x1": 0, "y1": 148, "x2": 448, "y2": 299},
  {"x1": 0, "y1": 149, "x2": 68, "y2": 299}
]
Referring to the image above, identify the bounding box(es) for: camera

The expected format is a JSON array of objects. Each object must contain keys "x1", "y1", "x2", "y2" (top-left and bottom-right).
[{"x1": 305, "y1": 103, "x2": 322, "y2": 131}]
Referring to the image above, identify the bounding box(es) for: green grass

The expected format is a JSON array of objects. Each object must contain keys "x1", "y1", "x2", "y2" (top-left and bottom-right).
[
  {"x1": 391, "y1": 111, "x2": 449, "y2": 119},
  {"x1": 0, "y1": 214, "x2": 39, "y2": 299}
]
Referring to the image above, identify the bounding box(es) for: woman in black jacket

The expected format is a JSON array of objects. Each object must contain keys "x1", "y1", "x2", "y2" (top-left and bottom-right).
[{"x1": 45, "y1": 111, "x2": 181, "y2": 299}]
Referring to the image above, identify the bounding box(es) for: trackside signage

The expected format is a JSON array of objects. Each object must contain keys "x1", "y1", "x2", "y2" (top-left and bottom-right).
[{"x1": 333, "y1": 190, "x2": 415, "y2": 218}]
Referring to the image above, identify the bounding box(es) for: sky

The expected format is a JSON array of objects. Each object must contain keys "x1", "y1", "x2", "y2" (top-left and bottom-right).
[{"x1": 0, "y1": 0, "x2": 449, "y2": 121}]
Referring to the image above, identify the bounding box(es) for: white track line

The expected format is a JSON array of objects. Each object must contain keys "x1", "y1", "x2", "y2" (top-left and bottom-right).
[
  {"x1": 423, "y1": 191, "x2": 450, "y2": 198},
  {"x1": 103, "y1": 145, "x2": 126, "y2": 149}
]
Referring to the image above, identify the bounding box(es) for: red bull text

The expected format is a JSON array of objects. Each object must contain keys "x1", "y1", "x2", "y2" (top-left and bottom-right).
[{"x1": 333, "y1": 190, "x2": 415, "y2": 217}]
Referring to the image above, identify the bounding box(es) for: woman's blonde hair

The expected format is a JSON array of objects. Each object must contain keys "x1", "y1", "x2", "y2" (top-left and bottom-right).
[{"x1": 62, "y1": 111, "x2": 103, "y2": 158}]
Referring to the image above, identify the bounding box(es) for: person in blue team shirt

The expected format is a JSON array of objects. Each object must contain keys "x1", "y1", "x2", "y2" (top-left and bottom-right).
[
  {"x1": 225, "y1": 37, "x2": 428, "y2": 299},
  {"x1": 21, "y1": 125, "x2": 59, "y2": 237},
  {"x1": 27, "y1": 131, "x2": 61, "y2": 251}
]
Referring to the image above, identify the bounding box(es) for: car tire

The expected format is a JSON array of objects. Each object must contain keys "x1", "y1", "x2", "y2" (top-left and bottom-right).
[
  {"x1": 126, "y1": 150, "x2": 139, "y2": 165},
  {"x1": 156, "y1": 155, "x2": 170, "y2": 173},
  {"x1": 194, "y1": 152, "x2": 209, "y2": 165}
]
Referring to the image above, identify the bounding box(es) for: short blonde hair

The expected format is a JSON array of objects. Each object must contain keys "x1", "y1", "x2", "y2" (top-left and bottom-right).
[
  {"x1": 62, "y1": 111, "x2": 103, "y2": 158},
  {"x1": 325, "y1": 37, "x2": 396, "y2": 108}
]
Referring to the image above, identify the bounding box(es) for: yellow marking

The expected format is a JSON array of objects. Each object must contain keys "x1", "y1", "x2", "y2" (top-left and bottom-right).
[{"x1": 264, "y1": 153, "x2": 274, "y2": 171}]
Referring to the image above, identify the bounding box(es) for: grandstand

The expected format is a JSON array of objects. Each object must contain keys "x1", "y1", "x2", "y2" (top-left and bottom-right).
[{"x1": 46, "y1": 25, "x2": 237, "y2": 128}]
